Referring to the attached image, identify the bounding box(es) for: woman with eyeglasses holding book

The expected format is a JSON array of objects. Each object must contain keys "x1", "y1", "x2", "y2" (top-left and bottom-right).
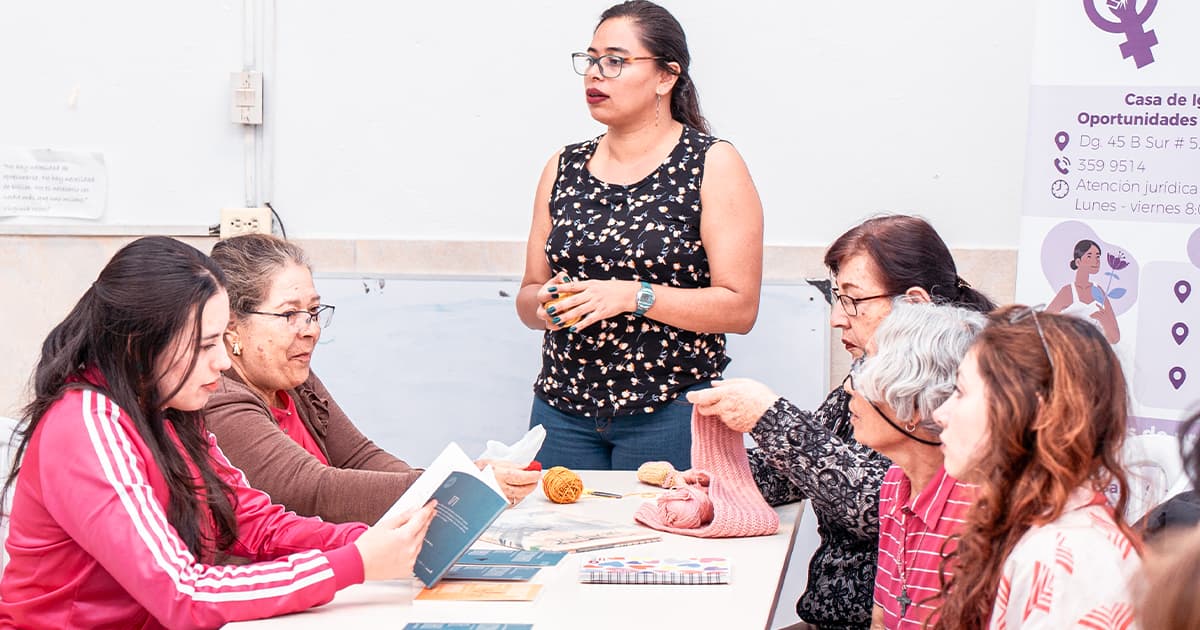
[
  {"x1": 204, "y1": 234, "x2": 539, "y2": 526},
  {"x1": 687, "y1": 214, "x2": 994, "y2": 628},
  {"x1": 931, "y1": 306, "x2": 1142, "y2": 629},
  {"x1": 0, "y1": 236, "x2": 436, "y2": 628},
  {"x1": 517, "y1": 0, "x2": 764, "y2": 471}
]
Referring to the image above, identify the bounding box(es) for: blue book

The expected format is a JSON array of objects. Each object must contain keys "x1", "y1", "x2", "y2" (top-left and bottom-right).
[
  {"x1": 444, "y1": 565, "x2": 540, "y2": 581},
  {"x1": 455, "y1": 548, "x2": 567, "y2": 567},
  {"x1": 412, "y1": 470, "x2": 509, "y2": 588},
  {"x1": 403, "y1": 619, "x2": 535, "y2": 624}
]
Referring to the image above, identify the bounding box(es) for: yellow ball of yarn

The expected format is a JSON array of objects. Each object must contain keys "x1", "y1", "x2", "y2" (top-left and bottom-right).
[
  {"x1": 637, "y1": 461, "x2": 678, "y2": 488},
  {"x1": 542, "y1": 466, "x2": 584, "y2": 504}
]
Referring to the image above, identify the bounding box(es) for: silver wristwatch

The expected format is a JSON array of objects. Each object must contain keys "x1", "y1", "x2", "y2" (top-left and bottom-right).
[{"x1": 634, "y1": 280, "x2": 655, "y2": 316}]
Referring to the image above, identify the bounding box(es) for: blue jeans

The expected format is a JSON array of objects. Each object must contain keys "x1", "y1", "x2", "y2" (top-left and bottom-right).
[{"x1": 529, "y1": 387, "x2": 707, "y2": 471}]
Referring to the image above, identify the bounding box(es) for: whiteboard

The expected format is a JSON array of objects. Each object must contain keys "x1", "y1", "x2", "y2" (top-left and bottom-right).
[{"x1": 309, "y1": 275, "x2": 830, "y2": 466}]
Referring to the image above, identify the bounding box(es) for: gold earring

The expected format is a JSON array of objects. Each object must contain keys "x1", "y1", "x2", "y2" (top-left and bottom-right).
[{"x1": 232, "y1": 341, "x2": 242, "y2": 356}]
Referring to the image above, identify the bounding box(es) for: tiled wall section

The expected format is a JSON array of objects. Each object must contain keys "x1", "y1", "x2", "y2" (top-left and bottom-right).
[{"x1": 1, "y1": 236, "x2": 1016, "y2": 417}]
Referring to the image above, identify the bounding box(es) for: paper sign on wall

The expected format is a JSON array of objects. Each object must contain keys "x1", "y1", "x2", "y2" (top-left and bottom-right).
[{"x1": 0, "y1": 148, "x2": 107, "y2": 219}]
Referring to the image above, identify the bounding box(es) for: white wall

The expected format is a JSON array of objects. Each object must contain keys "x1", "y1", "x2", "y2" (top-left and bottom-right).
[
  {"x1": 1, "y1": 1, "x2": 1036, "y2": 248},
  {"x1": 273, "y1": 1, "x2": 1038, "y2": 247}
]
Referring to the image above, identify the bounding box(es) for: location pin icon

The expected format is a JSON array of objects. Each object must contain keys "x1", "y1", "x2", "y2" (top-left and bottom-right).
[
  {"x1": 1169, "y1": 366, "x2": 1187, "y2": 390},
  {"x1": 1054, "y1": 131, "x2": 1070, "y2": 151},
  {"x1": 1173, "y1": 322, "x2": 1190, "y2": 345},
  {"x1": 1176, "y1": 280, "x2": 1192, "y2": 303}
]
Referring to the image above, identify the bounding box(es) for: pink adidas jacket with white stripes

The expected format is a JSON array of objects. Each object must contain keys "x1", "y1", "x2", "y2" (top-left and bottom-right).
[{"x1": 0, "y1": 387, "x2": 369, "y2": 629}]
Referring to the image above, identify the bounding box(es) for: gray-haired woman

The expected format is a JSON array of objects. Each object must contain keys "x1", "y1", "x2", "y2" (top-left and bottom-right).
[{"x1": 846, "y1": 300, "x2": 983, "y2": 629}]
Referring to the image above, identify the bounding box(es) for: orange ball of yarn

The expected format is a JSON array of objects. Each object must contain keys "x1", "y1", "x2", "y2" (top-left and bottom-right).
[
  {"x1": 546, "y1": 294, "x2": 581, "y2": 328},
  {"x1": 542, "y1": 466, "x2": 584, "y2": 504}
]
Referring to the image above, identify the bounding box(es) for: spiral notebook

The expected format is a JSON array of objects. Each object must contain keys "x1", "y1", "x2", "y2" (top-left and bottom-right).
[{"x1": 578, "y1": 556, "x2": 731, "y2": 584}]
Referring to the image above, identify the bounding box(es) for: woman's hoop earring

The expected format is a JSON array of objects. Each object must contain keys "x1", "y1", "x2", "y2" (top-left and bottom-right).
[{"x1": 904, "y1": 421, "x2": 918, "y2": 433}]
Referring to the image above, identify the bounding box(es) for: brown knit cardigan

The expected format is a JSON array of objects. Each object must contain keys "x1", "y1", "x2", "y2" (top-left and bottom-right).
[{"x1": 203, "y1": 370, "x2": 422, "y2": 524}]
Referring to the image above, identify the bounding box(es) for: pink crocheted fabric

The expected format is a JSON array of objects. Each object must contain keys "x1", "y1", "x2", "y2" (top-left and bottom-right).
[{"x1": 634, "y1": 408, "x2": 779, "y2": 538}]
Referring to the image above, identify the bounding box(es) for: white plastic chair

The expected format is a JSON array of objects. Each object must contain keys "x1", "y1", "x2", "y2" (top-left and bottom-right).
[{"x1": 1118, "y1": 432, "x2": 1191, "y2": 523}]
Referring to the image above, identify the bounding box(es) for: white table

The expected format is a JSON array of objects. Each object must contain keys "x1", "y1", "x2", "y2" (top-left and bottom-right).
[{"x1": 229, "y1": 471, "x2": 803, "y2": 630}]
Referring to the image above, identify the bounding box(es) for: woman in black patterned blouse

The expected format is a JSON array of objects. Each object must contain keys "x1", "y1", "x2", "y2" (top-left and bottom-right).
[
  {"x1": 688, "y1": 215, "x2": 995, "y2": 629},
  {"x1": 516, "y1": 1, "x2": 763, "y2": 471}
]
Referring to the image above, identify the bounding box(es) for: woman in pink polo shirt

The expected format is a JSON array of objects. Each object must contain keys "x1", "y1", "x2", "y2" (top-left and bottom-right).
[{"x1": 845, "y1": 300, "x2": 983, "y2": 629}]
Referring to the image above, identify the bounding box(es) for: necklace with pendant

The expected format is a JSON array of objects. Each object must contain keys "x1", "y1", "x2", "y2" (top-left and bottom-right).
[{"x1": 895, "y1": 509, "x2": 931, "y2": 619}]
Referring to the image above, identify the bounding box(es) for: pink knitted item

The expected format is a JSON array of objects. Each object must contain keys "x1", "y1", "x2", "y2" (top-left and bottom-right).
[
  {"x1": 653, "y1": 484, "x2": 715, "y2": 528},
  {"x1": 634, "y1": 409, "x2": 779, "y2": 538}
]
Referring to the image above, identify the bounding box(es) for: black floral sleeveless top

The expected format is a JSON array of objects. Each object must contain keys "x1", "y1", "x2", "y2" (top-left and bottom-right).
[{"x1": 534, "y1": 125, "x2": 729, "y2": 417}]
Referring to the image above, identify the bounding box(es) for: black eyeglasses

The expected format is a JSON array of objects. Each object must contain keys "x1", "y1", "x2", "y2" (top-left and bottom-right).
[
  {"x1": 244, "y1": 304, "x2": 335, "y2": 330},
  {"x1": 1007, "y1": 304, "x2": 1055, "y2": 373},
  {"x1": 831, "y1": 290, "x2": 894, "y2": 317},
  {"x1": 571, "y1": 52, "x2": 664, "y2": 78},
  {"x1": 842, "y1": 372, "x2": 942, "y2": 446}
]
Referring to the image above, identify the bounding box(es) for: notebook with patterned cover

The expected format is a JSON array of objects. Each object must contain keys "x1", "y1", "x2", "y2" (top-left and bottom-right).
[{"x1": 578, "y1": 556, "x2": 730, "y2": 584}]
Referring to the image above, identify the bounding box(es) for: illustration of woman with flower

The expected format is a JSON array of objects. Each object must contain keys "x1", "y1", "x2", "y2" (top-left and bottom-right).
[{"x1": 1047, "y1": 239, "x2": 1121, "y2": 343}]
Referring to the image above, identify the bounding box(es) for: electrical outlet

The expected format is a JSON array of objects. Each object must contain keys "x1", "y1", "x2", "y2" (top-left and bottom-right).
[{"x1": 219, "y1": 207, "x2": 272, "y2": 239}]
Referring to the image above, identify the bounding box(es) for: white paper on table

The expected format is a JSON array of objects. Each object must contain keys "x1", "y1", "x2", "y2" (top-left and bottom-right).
[
  {"x1": 477, "y1": 424, "x2": 545, "y2": 466},
  {"x1": 374, "y1": 442, "x2": 503, "y2": 525}
]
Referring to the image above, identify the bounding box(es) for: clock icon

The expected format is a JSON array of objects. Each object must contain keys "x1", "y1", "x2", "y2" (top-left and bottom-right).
[{"x1": 1050, "y1": 179, "x2": 1070, "y2": 199}]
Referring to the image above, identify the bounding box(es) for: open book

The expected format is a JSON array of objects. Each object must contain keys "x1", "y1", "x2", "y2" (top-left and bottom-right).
[
  {"x1": 376, "y1": 443, "x2": 508, "y2": 588},
  {"x1": 480, "y1": 510, "x2": 660, "y2": 553}
]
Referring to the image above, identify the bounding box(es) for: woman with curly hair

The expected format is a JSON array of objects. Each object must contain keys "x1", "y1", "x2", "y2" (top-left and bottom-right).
[{"x1": 932, "y1": 305, "x2": 1142, "y2": 629}]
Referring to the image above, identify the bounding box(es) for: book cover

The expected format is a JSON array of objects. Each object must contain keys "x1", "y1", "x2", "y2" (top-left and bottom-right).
[
  {"x1": 377, "y1": 443, "x2": 509, "y2": 589},
  {"x1": 578, "y1": 556, "x2": 731, "y2": 585},
  {"x1": 412, "y1": 470, "x2": 509, "y2": 588},
  {"x1": 455, "y1": 548, "x2": 566, "y2": 567},
  {"x1": 403, "y1": 619, "x2": 535, "y2": 624},
  {"x1": 444, "y1": 565, "x2": 540, "y2": 581},
  {"x1": 480, "y1": 509, "x2": 660, "y2": 553},
  {"x1": 415, "y1": 582, "x2": 543, "y2": 602}
]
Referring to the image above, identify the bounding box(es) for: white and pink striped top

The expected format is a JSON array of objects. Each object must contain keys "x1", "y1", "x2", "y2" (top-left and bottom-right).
[{"x1": 988, "y1": 489, "x2": 1141, "y2": 630}]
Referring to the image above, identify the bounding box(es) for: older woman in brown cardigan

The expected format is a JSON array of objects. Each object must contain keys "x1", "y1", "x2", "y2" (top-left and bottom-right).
[{"x1": 204, "y1": 234, "x2": 539, "y2": 524}]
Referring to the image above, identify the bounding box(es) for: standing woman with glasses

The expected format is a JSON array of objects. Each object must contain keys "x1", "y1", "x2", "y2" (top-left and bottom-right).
[
  {"x1": 517, "y1": 0, "x2": 764, "y2": 470},
  {"x1": 205, "y1": 234, "x2": 539, "y2": 525},
  {"x1": 687, "y1": 214, "x2": 995, "y2": 628},
  {"x1": 932, "y1": 306, "x2": 1142, "y2": 629}
]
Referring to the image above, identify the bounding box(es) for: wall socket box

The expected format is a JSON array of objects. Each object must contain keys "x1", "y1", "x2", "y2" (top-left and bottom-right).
[{"x1": 220, "y1": 207, "x2": 272, "y2": 239}]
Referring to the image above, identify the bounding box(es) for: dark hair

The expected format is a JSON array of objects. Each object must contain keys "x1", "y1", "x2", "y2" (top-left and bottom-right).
[
  {"x1": 598, "y1": 1, "x2": 709, "y2": 134},
  {"x1": 1069, "y1": 238, "x2": 1101, "y2": 271},
  {"x1": 4, "y1": 236, "x2": 238, "y2": 558},
  {"x1": 935, "y1": 306, "x2": 1138, "y2": 629},
  {"x1": 824, "y1": 214, "x2": 996, "y2": 313},
  {"x1": 210, "y1": 233, "x2": 310, "y2": 315},
  {"x1": 1182, "y1": 409, "x2": 1200, "y2": 488}
]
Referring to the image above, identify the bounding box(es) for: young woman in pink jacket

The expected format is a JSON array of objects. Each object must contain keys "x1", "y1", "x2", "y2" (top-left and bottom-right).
[{"x1": 0, "y1": 236, "x2": 436, "y2": 629}]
